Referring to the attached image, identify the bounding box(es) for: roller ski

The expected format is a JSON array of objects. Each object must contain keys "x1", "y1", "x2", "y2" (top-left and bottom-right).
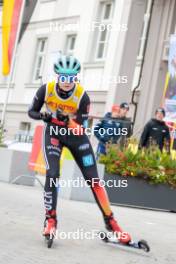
[
  {"x1": 98, "y1": 213, "x2": 150, "y2": 252},
  {"x1": 43, "y1": 210, "x2": 57, "y2": 248}
]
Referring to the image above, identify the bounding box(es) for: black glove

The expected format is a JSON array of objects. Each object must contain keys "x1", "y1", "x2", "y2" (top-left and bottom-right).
[
  {"x1": 40, "y1": 112, "x2": 52, "y2": 123},
  {"x1": 56, "y1": 109, "x2": 69, "y2": 124}
]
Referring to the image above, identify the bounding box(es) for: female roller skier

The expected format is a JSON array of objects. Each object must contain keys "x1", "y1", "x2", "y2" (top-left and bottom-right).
[{"x1": 28, "y1": 55, "x2": 131, "y2": 245}]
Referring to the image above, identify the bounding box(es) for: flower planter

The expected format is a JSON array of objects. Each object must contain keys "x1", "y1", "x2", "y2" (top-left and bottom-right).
[{"x1": 104, "y1": 173, "x2": 176, "y2": 212}]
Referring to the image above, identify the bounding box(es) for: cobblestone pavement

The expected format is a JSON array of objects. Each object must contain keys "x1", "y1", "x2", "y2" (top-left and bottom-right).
[{"x1": 0, "y1": 182, "x2": 175, "y2": 264}]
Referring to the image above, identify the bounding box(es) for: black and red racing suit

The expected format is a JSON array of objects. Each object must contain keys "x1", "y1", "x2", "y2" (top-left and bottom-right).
[{"x1": 28, "y1": 83, "x2": 113, "y2": 219}]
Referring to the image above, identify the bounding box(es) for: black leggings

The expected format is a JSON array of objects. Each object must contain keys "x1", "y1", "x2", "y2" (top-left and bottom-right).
[{"x1": 43, "y1": 123, "x2": 112, "y2": 218}]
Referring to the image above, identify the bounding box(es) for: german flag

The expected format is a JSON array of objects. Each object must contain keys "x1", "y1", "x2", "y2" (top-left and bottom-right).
[
  {"x1": 2, "y1": 0, "x2": 24, "y2": 75},
  {"x1": 2, "y1": 0, "x2": 37, "y2": 76}
]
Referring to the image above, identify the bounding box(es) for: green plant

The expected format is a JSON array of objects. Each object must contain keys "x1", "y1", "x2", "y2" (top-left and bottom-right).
[
  {"x1": 0, "y1": 126, "x2": 3, "y2": 146},
  {"x1": 0, "y1": 125, "x2": 6, "y2": 147},
  {"x1": 99, "y1": 140, "x2": 176, "y2": 188}
]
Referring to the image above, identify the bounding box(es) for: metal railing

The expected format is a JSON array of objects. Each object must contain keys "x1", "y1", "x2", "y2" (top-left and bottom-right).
[{"x1": 14, "y1": 130, "x2": 33, "y2": 143}]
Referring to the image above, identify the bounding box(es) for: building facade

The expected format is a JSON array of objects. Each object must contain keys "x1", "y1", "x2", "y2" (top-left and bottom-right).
[{"x1": 0, "y1": 0, "x2": 175, "y2": 142}]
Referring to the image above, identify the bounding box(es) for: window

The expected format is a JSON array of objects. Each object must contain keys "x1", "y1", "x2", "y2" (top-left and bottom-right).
[
  {"x1": 65, "y1": 35, "x2": 76, "y2": 55},
  {"x1": 15, "y1": 122, "x2": 33, "y2": 143},
  {"x1": 33, "y1": 38, "x2": 48, "y2": 82},
  {"x1": 20, "y1": 122, "x2": 31, "y2": 132},
  {"x1": 95, "y1": 1, "x2": 113, "y2": 60},
  {"x1": 0, "y1": 0, "x2": 3, "y2": 6}
]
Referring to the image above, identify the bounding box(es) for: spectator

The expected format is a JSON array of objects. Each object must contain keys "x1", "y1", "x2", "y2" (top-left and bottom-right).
[
  {"x1": 139, "y1": 107, "x2": 171, "y2": 153},
  {"x1": 94, "y1": 105, "x2": 121, "y2": 158},
  {"x1": 119, "y1": 102, "x2": 133, "y2": 140},
  {"x1": 119, "y1": 102, "x2": 130, "y2": 119}
]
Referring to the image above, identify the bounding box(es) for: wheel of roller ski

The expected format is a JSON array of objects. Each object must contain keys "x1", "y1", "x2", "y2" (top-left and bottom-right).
[
  {"x1": 138, "y1": 240, "x2": 150, "y2": 252},
  {"x1": 99, "y1": 232, "x2": 109, "y2": 243},
  {"x1": 45, "y1": 235, "x2": 54, "y2": 248}
]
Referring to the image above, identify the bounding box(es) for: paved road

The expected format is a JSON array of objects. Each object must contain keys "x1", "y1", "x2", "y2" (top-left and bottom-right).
[{"x1": 0, "y1": 182, "x2": 175, "y2": 264}]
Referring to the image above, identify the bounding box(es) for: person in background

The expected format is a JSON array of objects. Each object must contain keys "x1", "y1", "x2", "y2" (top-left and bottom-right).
[
  {"x1": 119, "y1": 102, "x2": 130, "y2": 119},
  {"x1": 94, "y1": 105, "x2": 121, "y2": 158},
  {"x1": 139, "y1": 107, "x2": 171, "y2": 153},
  {"x1": 119, "y1": 102, "x2": 132, "y2": 143}
]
